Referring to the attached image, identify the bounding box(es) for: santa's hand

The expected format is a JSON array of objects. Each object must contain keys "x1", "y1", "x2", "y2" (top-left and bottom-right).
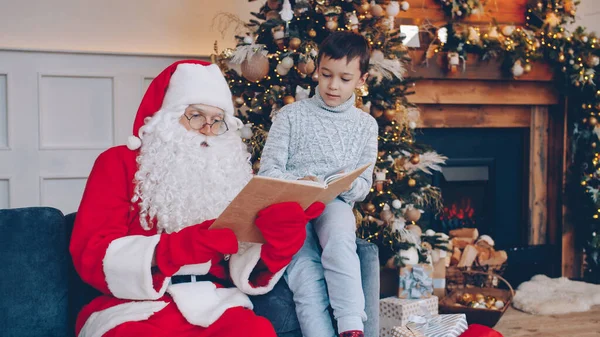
[
  {"x1": 255, "y1": 202, "x2": 324, "y2": 272},
  {"x1": 155, "y1": 223, "x2": 238, "y2": 276}
]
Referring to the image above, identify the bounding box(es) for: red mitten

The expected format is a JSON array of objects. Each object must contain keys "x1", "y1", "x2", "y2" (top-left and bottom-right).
[
  {"x1": 459, "y1": 324, "x2": 503, "y2": 337},
  {"x1": 255, "y1": 202, "x2": 324, "y2": 273},
  {"x1": 155, "y1": 223, "x2": 238, "y2": 276}
]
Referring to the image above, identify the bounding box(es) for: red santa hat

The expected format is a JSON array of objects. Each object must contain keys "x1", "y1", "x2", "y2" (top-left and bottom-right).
[{"x1": 127, "y1": 60, "x2": 240, "y2": 150}]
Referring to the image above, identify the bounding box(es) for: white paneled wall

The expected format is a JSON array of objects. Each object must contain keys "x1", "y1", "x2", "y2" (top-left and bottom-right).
[
  {"x1": 0, "y1": 50, "x2": 188, "y2": 213},
  {"x1": 0, "y1": 74, "x2": 7, "y2": 148}
]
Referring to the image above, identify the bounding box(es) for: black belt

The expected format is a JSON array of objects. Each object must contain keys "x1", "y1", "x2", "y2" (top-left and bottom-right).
[{"x1": 171, "y1": 274, "x2": 234, "y2": 288}]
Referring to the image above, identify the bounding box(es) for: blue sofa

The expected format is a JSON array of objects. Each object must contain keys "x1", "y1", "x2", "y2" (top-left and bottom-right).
[{"x1": 0, "y1": 207, "x2": 380, "y2": 337}]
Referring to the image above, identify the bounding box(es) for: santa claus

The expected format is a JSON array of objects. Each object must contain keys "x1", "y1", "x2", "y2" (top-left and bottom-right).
[{"x1": 69, "y1": 60, "x2": 324, "y2": 337}]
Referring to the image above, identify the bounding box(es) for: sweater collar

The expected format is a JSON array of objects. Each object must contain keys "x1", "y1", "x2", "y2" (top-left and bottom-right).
[{"x1": 309, "y1": 86, "x2": 356, "y2": 113}]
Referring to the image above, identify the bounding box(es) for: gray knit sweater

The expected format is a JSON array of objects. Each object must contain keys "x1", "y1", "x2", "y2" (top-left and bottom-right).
[{"x1": 258, "y1": 87, "x2": 378, "y2": 203}]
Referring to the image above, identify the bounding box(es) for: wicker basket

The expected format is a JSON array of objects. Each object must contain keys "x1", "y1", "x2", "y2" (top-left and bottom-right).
[
  {"x1": 439, "y1": 270, "x2": 514, "y2": 327},
  {"x1": 445, "y1": 262, "x2": 507, "y2": 294}
]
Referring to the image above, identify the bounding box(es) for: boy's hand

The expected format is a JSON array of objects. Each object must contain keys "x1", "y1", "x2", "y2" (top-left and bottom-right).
[{"x1": 299, "y1": 176, "x2": 319, "y2": 182}]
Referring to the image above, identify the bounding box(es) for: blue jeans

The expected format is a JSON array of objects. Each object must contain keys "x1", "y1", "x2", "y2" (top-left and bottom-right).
[{"x1": 284, "y1": 198, "x2": 366, "y2": 337}]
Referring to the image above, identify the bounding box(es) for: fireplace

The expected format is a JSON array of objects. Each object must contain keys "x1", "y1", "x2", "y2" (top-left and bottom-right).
[
  {"x1": 417, "y1": 127, "x2": 529, "y2": 248},
  {"x1": 432, "y1": 158, "x2": 494, "y2": 234}
]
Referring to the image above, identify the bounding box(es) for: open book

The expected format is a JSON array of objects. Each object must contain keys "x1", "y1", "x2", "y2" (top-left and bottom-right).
[{"x1": 209, "y1": 163, "x2": 371, "y2": 243}]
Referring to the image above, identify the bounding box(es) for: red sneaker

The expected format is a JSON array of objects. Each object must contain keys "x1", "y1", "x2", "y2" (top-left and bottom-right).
[{"x1": 339, "y1": 331, "x2": 364, "y2": 337}]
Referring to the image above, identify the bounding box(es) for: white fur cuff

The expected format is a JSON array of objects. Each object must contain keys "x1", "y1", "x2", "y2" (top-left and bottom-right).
[
  {"x1": 103, "y1": 235, "x2": 170, "y2": 300},
  {"x1": 229, "y1": 242, "x2": 286, "y2": 295}
]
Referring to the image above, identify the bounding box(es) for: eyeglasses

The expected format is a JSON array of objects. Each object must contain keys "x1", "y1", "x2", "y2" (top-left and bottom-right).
[{"x1": 182, "y1": 113, "x2": 229, "y2": 136}]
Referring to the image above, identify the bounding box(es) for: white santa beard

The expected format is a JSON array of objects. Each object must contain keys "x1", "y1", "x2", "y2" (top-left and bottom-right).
[{"x1": 134, "y1": 111, "x2": 252, "y2": 233}]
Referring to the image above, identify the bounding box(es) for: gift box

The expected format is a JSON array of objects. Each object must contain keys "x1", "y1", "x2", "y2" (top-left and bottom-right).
[
  {"x1": 379, "y1": 296, "x2": 438, "y2": 337},
  {"x1": 398, "y1": 264, "x2": 434, "y2": 299},
  {"x1": 432, "y1": 250, "x2": 447, "y2": 297},
  {"x1": 392, "y1": 314, "x2": 468, "y2": 337}
]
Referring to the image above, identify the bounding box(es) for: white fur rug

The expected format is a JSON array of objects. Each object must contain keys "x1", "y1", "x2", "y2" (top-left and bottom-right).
[{"x1": 512, "y1": 274, "x2": 600, "y2": 315}]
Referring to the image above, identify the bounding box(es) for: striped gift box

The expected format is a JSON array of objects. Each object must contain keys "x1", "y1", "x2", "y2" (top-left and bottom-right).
[
  {"x1": 392, "y1": 314, "x2": 468, "y2": 337},
  {"x1": 380, "y1": 296, "x2": 438, "y2": 337}
]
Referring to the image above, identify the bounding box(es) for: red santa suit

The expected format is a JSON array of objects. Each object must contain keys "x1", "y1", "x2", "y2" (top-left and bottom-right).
[{"x1": 69, "y1": 60, "x2": 323, "y2": 337}]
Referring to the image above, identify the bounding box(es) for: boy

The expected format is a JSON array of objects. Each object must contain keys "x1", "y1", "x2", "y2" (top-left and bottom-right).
[{"x1": 258, "y1": 32, "x2": 378, "y2": 337}]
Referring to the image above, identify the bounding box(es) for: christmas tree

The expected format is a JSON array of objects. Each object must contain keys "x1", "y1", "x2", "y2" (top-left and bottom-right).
[{"x1": 212, "y1": 0, "x2": 447, "y2": 267}]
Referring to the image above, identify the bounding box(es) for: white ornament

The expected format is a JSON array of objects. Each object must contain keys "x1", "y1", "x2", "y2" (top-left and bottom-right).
[
  {"x1": 281, "y1": 56, "x2": 294, "y2": 69},
  {"x1": 279, "y1": 0, "x2": 294, "y2": 22},
  {"x1": 468, "y1": 27, "x2": 480, "y2": 44},
  {"x1": 295, "y1": 86, "x2": 310, "y2": 101},
  {"x1": 582, "y1": 36, "x2": 589, "y2": 43},
  {"x1": 502, "y1": 25, "x2": 515, "y2": 36},
  {"x1": 512, "y1": 60, "x2": 524, "y2": 77},
  {"x1": 400, "y1": 1, "x2": 410, "y2": 11},
  {"x1": 425, "y1": 229, "x2": 436, "y2": 236},
  {"x1": 273, "y1": 30, "x2": 285, "y2": 40},
  {"x1": 487, "y1": 27, "x2": 500, "y2": 40},
  {"x1": 495, "y1": 300, "x2": 505, "y2": 309},
  {"x1": 591, "y1": 56, "x2": 600, "y2": 67},
  {"x1": 392, "y1": 199, "x2": 402, "y2": 209},
  {"x1": 387, "y1": 1, "x2": 400, "y2": 16},
  {"x1": 375, "y1": 170, "x2": 387, "y2": 181},
  {"x1": 325, "y1": 20, "x2": 338, "y2": 30},
  {"x1": 276, "y1": 63, "x2": 290, "y2": 75},
  {"x1": 243, "y1": 35, "x2": 254, "y2": 44},
  {"x1": 240, "y1": 123, "x2": 253, "y2": 139},
  {"x1": 399, "y1": 246, "x2": 419, "y2": 265},
  {"x1": 408, "y1": 121, "x2": 417, "y2": 129}
]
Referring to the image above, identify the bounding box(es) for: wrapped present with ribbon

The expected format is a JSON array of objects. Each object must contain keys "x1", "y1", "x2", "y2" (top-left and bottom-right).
[
  {"x1": 432, "y1": 249, "x2": 448, "y2": 297},
  {"x1": 398, "y1": 264, "x2": 434, "y2": 299},
  {"x1": 392, "y1": 311, "x2": 468, "y2": 337},
  {"x1": 379, "y1": 296, "x2": 438, "y2": 337}
]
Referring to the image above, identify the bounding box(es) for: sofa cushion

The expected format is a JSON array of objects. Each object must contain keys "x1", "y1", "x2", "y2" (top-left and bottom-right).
[{"x1": 0, "y1": 207, "x2": 69, "y2": 337}]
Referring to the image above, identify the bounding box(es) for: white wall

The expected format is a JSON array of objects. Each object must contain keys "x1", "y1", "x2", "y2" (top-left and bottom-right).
[{"x1": 0, "y1": 0, "x2": 262, "y2": 56}]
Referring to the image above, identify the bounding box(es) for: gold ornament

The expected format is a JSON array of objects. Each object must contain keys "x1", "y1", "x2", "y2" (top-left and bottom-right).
[
  {"x1": 460, "y1": 293, "x2": 474, "y2": 304},
  {"x1": 364, "y1": 203, "x2": 376, "y2": 213},
  {"x1": 380, "y1": 209, "x2": 394, "y2": 222},
  {"x1": 222, "y1": 48, "x2": 235, "y2": 59},
  {"x1": 371, "y1": 106, "x2": 384, "y2": 118},
  {"x1": 266, "y1": 10, "x2": 281, "y2": 21},
  {"x1": 383, "y1": 109, "x2": 396, "y2": 122},
  {"x1": 405, "y1": 208, "x2": 421, "y2": 222},
  {"x1": 241, "y1": 53, "x2": 270, "y2": 82},
  {"x1": 356, "y1": 84, "x2": 369, "y2": 97},
  {"x1": 524, "y1": 64, "x2": 532, "y2": 73},
  {"x1": 410, "y1": 154, "x2": 421, "y2": 165},
  {"x1": 297, "y1": 59, "x2": 316, "y2": 75},
  {"x1": 407, "y1": 178, "x2": 417, "y2": 188},
  {"x1": 325, "y1": 19, "x2": 339, "y2": 31},
  {"x1": 289, "y1": 37, "x2": 302, "y2": 50},
  {"x1": 267, "y1": 0, "x2": 280, "y2": 10},
  {"x1": 308, "y1": 29, "x2": 317, "y2": 38},
  {"x1": 233, "y1": 96, "x2": 245, "y2": 107},
  {"x1": 406, "y1": 224, "x2": 422, "y2": 237},
  {"x1": 359, "y1": 1, "x2": 371, "y2": 13},
  {"x1": 283, "y1": 95, "x2": 296, "y2": 105},
  {"x1": 475, "y1": 293, "x2": 485, "y2": 303},
  {"x1": 252, "y1": 161, "x2": 261, "y2": 172},
  {"x1": 590, "y1": 116, "x2": 598, "y2": 126},
  {"x1": 593, "y1": 142, "x2": 597, "y2": 148}
]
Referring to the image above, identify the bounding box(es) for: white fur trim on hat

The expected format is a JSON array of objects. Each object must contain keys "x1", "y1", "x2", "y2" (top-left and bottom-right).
[
  {"x1": 162, "y1": 63, "x2": 234, "y2": 116},
  {"x1": 127, "y1": 135, "x2": 142, "y2": 150}
]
